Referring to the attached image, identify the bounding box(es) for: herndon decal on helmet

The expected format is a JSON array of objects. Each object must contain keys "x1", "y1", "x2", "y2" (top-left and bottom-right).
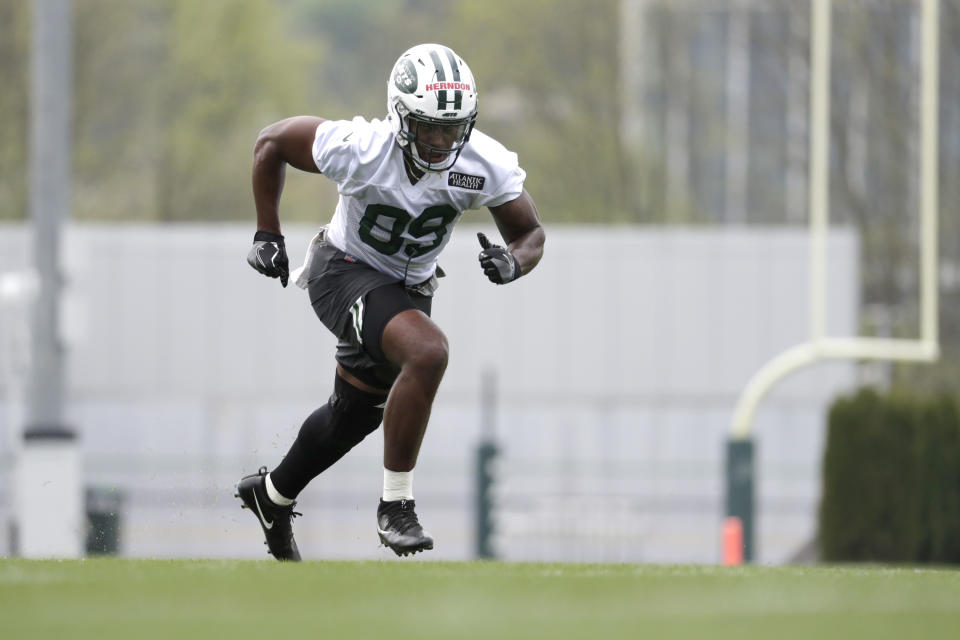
[{"x1": 386, "y1": 43, "x2": 479, "y2": 173}]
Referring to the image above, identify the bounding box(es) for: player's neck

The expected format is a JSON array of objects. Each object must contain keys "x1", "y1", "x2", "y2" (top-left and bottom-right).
[{"x1": 403, "y1": 153, "x2": 426, "y2": 185}]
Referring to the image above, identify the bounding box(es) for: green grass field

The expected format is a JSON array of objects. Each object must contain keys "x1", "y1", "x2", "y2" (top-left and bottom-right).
[{"x1": 2, "y1": 559, "x2": 959, "y2": 640}]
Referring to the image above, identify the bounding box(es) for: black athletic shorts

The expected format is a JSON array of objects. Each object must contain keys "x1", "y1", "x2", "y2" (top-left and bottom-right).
[{"x1": 305, "y1": 237, "x2": 436, "y2": 389}]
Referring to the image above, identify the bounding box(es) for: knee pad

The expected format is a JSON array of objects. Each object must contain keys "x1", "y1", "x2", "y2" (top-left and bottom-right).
[{"x1": 326, "y1": 374, "x2": 387, "y2": 448}]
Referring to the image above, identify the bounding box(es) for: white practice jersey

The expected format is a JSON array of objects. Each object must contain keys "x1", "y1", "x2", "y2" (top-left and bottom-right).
[{"x1": 312, "y1": 116, "x2": 525, "y2": 283}]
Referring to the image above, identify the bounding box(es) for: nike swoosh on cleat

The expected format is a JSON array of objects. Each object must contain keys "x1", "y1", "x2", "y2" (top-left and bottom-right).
[{"x1": 253, "y1": 492, "x2": 274, "y2": 530}]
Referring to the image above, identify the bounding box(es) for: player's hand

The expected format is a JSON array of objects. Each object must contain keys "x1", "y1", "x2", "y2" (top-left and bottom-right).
[
  {"x1": 247, "y1": 230, "x2": 289, "y2": 287},
  {"x1": 477, "y1": 232, "x2": 521, "y2": 285}
]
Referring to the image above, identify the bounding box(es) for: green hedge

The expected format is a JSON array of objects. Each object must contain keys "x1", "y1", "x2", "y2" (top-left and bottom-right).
[{"x1": 819, "y1": 388, "x2": 960, "y2": 563}]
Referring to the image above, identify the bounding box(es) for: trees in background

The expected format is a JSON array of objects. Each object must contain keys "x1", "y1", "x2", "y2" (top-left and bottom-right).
[
  {"x1": 1, "y1": 0, "x2": 321, "y2": 223},
  {"x1": 0, "y1": 0, "x2": 629, "y2": 224},
  {"x1": 0, "y1": 0, "x2": 30, "y2": 223}
]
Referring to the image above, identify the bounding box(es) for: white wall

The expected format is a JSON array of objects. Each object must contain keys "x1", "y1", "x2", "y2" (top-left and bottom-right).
[{"x1": 0, "y1": 222, "x2": 859, "y2": 563}]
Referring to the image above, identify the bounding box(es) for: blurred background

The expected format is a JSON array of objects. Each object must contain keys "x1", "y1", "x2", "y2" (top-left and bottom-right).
[{"x1": 0, "y1": 0, "x2": 958, "y2": 564}]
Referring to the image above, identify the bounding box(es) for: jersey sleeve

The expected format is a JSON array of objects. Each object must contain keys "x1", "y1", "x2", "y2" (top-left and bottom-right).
[
  {"x1": 312, "y1": 119, "x2": 357, "y2": 183},
  {"x1": 475, "y1": 162, "x2": 526, "y2": 209},
  {"x1": 464, "y1": 132, "x2": 527, "y2": 209}
]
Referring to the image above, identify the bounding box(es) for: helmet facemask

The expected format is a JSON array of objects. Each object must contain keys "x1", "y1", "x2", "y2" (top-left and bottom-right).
[{"x1": 395, "y1": 110, "x2": 476, "y2": 173}]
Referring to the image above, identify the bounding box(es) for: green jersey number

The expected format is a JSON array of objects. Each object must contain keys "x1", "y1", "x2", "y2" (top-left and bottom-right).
[{"x1": 358, "y1": 204, "x2": 458, "y2": 258}]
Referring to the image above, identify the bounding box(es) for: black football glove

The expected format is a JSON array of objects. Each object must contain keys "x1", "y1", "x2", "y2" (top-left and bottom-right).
[
  {"x1": 477, "y1": 232, "x2": 521, "y2": 285},
  {"x1": 247, "y1": 230, "x2": 289, "y2": 287}
]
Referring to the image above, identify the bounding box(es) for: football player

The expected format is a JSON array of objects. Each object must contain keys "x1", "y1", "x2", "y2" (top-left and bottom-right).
[{"x1": 236, "y1": 43, "x2": 544, "y2": 560}]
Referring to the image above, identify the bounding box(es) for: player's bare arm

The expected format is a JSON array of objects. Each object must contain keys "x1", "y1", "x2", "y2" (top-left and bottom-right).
[
  {"x1": 247, "y1": 116, "x2": 327, "y2": 288},
  {"x1": 252, "y1": 115, "x2": 326, "y2": 234},
  {"x1": 477, "y1": 190, "x2": 545, "y2": 284},
  {"x1": 489, "y1": 189, "x2": 545, "y2": 276}
]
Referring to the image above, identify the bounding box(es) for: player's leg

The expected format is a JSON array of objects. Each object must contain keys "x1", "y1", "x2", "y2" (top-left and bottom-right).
[
  {"x1": 379, "y1": 308, "x2": 448, "y2": 472},
  {"x1": 345, "y1": 284, "x2": 445, "y2": 556},
  {"x1": 237, "y1": 358, "x2": 388, "y2": 563},
  {"x1": 235, "y1": 373, "x2": 387, "y2": 561},
  {"x1": 270, "y1": 372, "x2": 388, "y2": 497}
]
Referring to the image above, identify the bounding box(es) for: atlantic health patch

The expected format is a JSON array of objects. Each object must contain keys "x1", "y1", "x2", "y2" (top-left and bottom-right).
[{"x1": 448, "y1": 172, "x2": 485, "y2": 191}]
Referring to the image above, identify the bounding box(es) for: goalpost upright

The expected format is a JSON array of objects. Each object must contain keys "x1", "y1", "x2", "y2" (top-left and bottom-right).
[{"x1": 724, "y1": 0, "x2": 940, "y2": 564}]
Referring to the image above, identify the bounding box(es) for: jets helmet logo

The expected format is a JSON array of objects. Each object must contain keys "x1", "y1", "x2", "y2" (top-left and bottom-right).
[{"x1": 394, "y1": 59, "x2": 418, "y2": 94}]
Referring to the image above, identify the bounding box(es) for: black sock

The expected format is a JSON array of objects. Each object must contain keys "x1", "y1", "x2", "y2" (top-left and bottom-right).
[
  {"x1": 269, "y1": 377, "x2": 386, "y2": 499},
  {"x1": 269, "y1": 404, "x2": 348, "y2": 499}
]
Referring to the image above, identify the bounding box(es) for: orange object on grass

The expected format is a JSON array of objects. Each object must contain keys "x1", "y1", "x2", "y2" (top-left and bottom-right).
[{"x1": 723, "y1": 516, "x2": 744, "y2": 566}]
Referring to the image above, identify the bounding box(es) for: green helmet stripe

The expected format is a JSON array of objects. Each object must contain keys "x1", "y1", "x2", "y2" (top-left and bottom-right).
[
  {"x1": 444, "y1": 48, "x2": 461, "y2": 81},
  {"x1": 428, "y1": 49, "x2": 446, "y2": 81}
]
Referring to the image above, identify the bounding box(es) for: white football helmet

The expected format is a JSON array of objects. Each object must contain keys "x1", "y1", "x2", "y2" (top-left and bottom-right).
[{"x1": 387, "y1": 43, "x2": 478, "y2": 172}]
